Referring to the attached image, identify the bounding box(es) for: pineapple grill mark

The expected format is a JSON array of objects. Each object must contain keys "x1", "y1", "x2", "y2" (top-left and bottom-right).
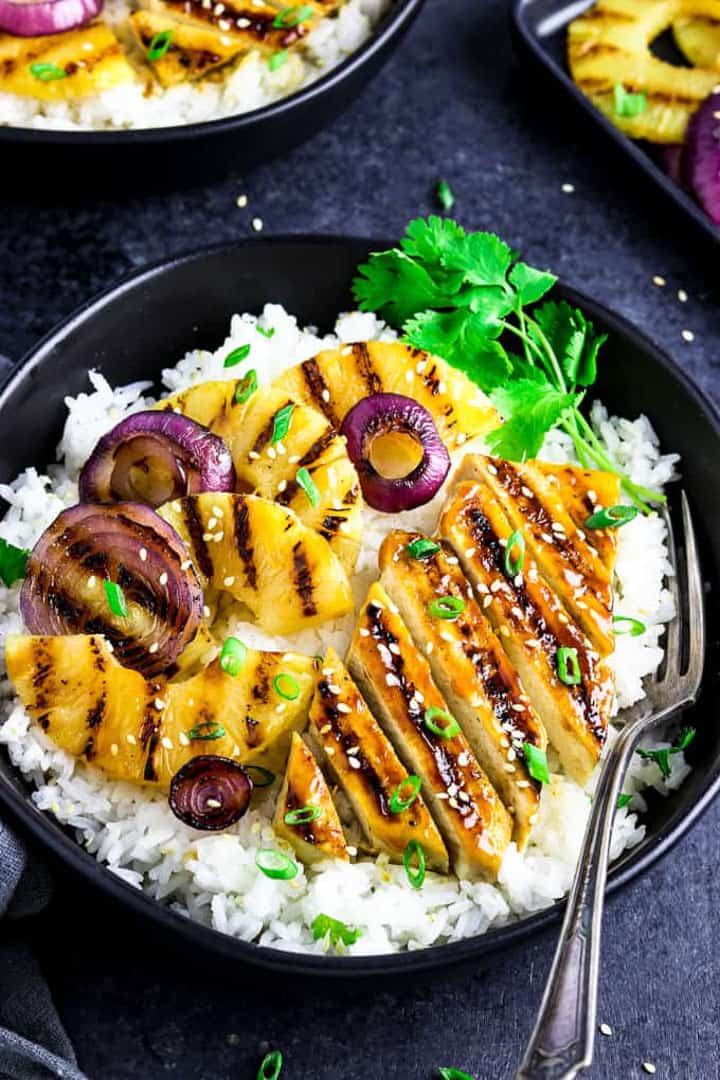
[
  {"x1": 298, "y1": 427, "x2": 336, "y2": 468},
  {"x1": 317, "y1": 680, "x2": 394, "y2": 819},
  {"x1": 292, "y1": 542, "x2": 317, "y2": 616},
  {"x1": 233, "y1": 499, "x2": 257, "y2": 590},
  {"x1": 251, "y1": 656, "x2": 271, "y2": 703},
  {"x1": 181, "y1": 497, "x2": 214, "y2": 580},
  {"x1": 363, "y1": 603, "x2": 468, "y2": 803},
  {"x1": 351, "y1": 342, "x2": 382, "y2": 396},
  {"x1": 300, "y1": 359, "x2": 337, "y2": 425},
  {"x1": 464, "y1": 505, "x2": 605, "y2": 743}
]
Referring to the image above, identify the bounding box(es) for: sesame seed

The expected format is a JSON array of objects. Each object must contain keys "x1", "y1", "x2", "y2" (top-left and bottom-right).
[
  {"x1": 561, "y1": 182, "x2": 575, "y2": 193},
  {"x1": 276, "y1": 442, "x2": 286, "y2": 456},
  {"x1": 327, "y1": 683, "x2": 342, "y2": 695},
  {"x1": 517, "y1": 780, "x2": 530, "y2": 789},
  {"x1": 236, "y1": 193, "x2": 248, "y2": 207},
  {"x1": 465, "y1": 547, "x2": 476, "y2": 558},
  {"x1": 652, "y1": 275, "x2": 666, "y2": 287},
  {"x1": 346, "y1": 846, "x2": 358, "y2": 856},
  {"x1": 599, "y1": 1023, "x2": 612, "y2": 1036},
  {"x1": 457, "y1": 752, "x2": 470, "y2": 766},
  {"x1": 267, "y1": 446, "x2": 276, "y2": 459},
  {"x1": 220, "y1": 34, "x2": 231, "y2": 44},
  {"x1": 448, "y1": 796, "x2": 460, "y2": 809},
  {"x1": 87, "y1": 575, "x2": 96, "y2": 589},
  {"x1": 678, "y1": 289, "x2": 688, "y2": 303},
  {"x1": 149, "y1": 642, "x2": 160, "y2": 655},
  {"x1": 320, "y1": 723, "x2": 331, "y2": 734},
  {"x1": 181, "y1": 560, "x2": 192, "y2": 571},
  {"x1": 504, "y1": 763, "x2": 516, "y2": 772},
  {"x1": 349, "y1": 758, "x2": 361, "y2": 770},
  {"x1": 277, "y1": 480, "x2": 287, "y2": 493},
  {"x1": 289, "y1": 454, "x2": 300, "y2": 464},
  {"x1": 446, "y1": 555, "x2": 459, "y2": 565},
  {"x1": 213, "y1": 532, "x2": 224, "y2": 542},
  {"x1": 126, "y1": 734, "x2": 137, "y2": 745},
  {"x1": 161, "y1": 737, "x2": 173, "y2": 750},
  {"x1": 435, "y1": 792, "x2": 449, "y2": 800},
  {"x1": 500, "y1": 626, "x2": 510, "y2": 637},
  {"x1": 159, "y1": 572, "x2": 168, "y2": 586},
  {"x1": 642, "y1": 1065, "x2": 656, "y2": 1076},
  {"x1": 252, "y1": 217, "x2": 263, "y2": 232},
  {"x1": 179, "y1": 733, "x2": 190, "y2": 746},
  {"x1": 682, "y1": 329, "x2": 694, "y2": 342},
  {"x1": 248, "y1": 450, "x2": 260, "y2": 460},
  {"x1": 438, "y1": 381, "x2": 447, "y2": 394},
  {"x1": 139, "y1": 547, "x2": 148, "y2": 562},
  {"x1": 458, "y1": 791, "x2": 470, "y2": 803},
  {"x1": 322, "y1": 389, "x2": 331, "y2": 403},
  {"x1": 325, "y1": 746, "x2": 335, "y2": 756},
  {"x1": 457, "y1": 432, "x2": 467, "y2": 445},
  {"x1": 405, "y1": 370, "x2": 414, "y2": 383},
  {"x1": 426, "y1": 642, "x2": 434, "y2": 655},
  {"x1": 359, "y1": 627, "x2": 370, "y2": 637},
  {"x1": 337, "y1": 702, "x2": 352, "y2": 714},
  {"x1": 155, "y1": 698, "x2": 167, "y2": 711},
  {"x1": 202, "y1": 532, "x2": 213, "y2": 542},
  {"x1": 223, "y1": 576, "x2": 236, "y2": 587},
  {"x1": 203, "y1": 605, "x2": 211, "y2": 618},
  {"x1": 110, "y1": 743, "x2": 118, "y2": 756},
  {"x1": 275, "y1": 704, "x2": 286, "y2": 714}
]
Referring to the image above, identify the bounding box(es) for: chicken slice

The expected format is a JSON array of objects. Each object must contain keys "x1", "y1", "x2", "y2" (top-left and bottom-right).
[
  {"x1": 440, "y1": 481, "x2": 614, "y2": 785},
  {"x1": 129, "y1": 10, "x2": 247, "y2": 86},
  {"x1": 309, "y1": 647, "x2": 448, "y2": 871},
  {"x1": 144, "y1": 0, "x2": 323, "y2": 57},
  {"x1": 533, "y1": 461, "x2": 621, "y2": 574},
  {"x1": 379, "y1": 530, "x2": 546, "y2": 850},
  {"x1": 458, "y1": 456, "x2": 616, "y2": 657},
  {"x1": 347, "y1": 583, "x2": 512, "y2": 881},
  {"x1": 272, "y1": 732, "x2": 349, "y2": 864}
]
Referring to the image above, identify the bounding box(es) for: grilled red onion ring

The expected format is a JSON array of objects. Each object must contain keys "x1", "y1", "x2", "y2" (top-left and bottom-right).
[
  {"x1": 0, "y1": 0, "x2": 102, "y2": 36},
  {"x1": 169, "y1": 756, "x2": 254, "y2": 831},
  {"x1": 79, "y1": 411, "x2": 235, "y2": 509},
  {"x1": 20, "y1": 502, "x2": 203, "y2": 678},
  {"x1": 341, "y1": 393, "x2": 451, "y2": 512}
]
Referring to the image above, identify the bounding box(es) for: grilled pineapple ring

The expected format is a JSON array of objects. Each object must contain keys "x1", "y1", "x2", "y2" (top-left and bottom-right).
[
  {"x1": 568, "y1": 0, "x2": 720, "y2": 143},
  {"x1": 673, "y1": 14, "x2": 720, "y2": 68}
]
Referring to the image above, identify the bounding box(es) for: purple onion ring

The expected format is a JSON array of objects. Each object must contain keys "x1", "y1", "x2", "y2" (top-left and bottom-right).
[
  {"x1": 169, "y1": 756, "x2": 254, "y2": 831},
  {"x1": 0, "y1": 0, "x2": 101, "y2": 36}
]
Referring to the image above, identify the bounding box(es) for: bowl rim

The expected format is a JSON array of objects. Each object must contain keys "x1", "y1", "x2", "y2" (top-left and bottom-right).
[
  {"x1": 2, "y1": 233, "x2": 720, "y2": 977},
  {"x1": 0, "y1": 0, "x2": 423, "y2": 145}
]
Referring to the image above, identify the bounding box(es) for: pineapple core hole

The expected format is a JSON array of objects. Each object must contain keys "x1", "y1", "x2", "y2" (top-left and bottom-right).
[{"x1": 368, "y1": 431, "x2": 424, "y2": 480}]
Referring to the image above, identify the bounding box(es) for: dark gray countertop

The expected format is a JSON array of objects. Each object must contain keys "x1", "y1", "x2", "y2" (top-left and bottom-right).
[{"x1": 2, "y1": 0, "x2": 720, "y2": 1076}]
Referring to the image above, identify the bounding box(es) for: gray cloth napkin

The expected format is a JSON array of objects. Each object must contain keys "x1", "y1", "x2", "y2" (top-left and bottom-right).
[
  {"x1": 0, "y1": 349, "x2": 86, "y2": 1080},
  {"x1": 0, "y1": 822, "x2": 87, "y2": 1080}
]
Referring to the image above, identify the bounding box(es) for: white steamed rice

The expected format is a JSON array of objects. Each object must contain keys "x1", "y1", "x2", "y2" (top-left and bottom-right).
[
  {"x1": 0, "y1": 0, "x2": 390, "y2": 132},
  {"x1": 0, "y1": 305, "x2": 689, "y2": 956}
]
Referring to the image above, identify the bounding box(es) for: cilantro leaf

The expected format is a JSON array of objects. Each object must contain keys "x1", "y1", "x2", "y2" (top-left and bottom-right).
[
  {"x1": 0, "y1": 538, "x2": 30, "y2": 587},
  {"x1": 311, "y1": 913, "x2": 362, "y2": 947},
  {"x1": 404, "y1": 310, "x2": 512, "y2": 389},
  {"x1": 487, "y1": 376, "x2": 575, "y2": 460},
  {"x1": 509, "y1": 261, "x2": 557, "y2": 306},
  {"x1": 531, "y1": 300, "x2": 607, "y2": 389},
  {"x1": 636, "y1": 726, "x2": 696, "y2": 778},
  {"x1": 616, "y1": 793, "x2": 633, "y2": 809},
  {"x1": 353, "y1": 250, "x2": 456, "y2": 325}
]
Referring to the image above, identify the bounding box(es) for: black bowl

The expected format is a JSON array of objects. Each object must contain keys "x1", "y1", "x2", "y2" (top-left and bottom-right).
[
  {"x1": 0, "y1": 0, "x2": 424, "y2": 198},
  {"x1": 1, "y1": 235, "x2": 719, "y2": 978},
  {"x1": 511, "y1": 0, "x2": 720, "y2": 252}
]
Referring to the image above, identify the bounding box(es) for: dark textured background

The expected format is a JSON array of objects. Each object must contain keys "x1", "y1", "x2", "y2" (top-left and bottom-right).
[{"x1": 2, "y1": 0, "x2": 720, "y2": 1076}]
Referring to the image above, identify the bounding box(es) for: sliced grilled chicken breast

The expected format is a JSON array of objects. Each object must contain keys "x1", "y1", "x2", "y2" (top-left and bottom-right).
[
  {"x1": 379, "y1": 530, "x2": 546, "y2": 850},
  {"x1": 273, "y1": 732, "x2": 349, "y2": 864},
  {"x1": 534, "y1": 462, "x2": 621, "y2": 573},
  {"x1": 129, "y1": 10, "x2": 246, "y2": 86},
  {"x1": 5, "y1": 634, "x2": 315, "y2": 787},
  {"x1": 309, "y1": 647, "x2": 449, "y2": 871},
  {"x1": 441, "y1": 482, "x2": 614, "y2": 785},
  {"x1": 0, "y1": 23, "x2": 134, "y2": 99},
  {"x1": 158, "y1": 382, "x2": 362, "y2": 572},
  {"x1": 158, "y1": 493, "x2": 353, "y2": 634},
  {"x1": 458, "y1": 456, "x2": 615, "y2": 657},
  {"x1": 145, "y1": 0, "x2": 323, "y2": 57},
  {"x1": 347, "y1": 583, "x2": 512, "y2": 881},
  {"x1": 270, "y1": 342, "x2": 500, "y2": 451}
]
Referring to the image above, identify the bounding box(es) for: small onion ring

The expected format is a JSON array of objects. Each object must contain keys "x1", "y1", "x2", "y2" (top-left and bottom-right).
[
  {"x1": 169, "y1": 756, "x2": 253, "y2": 831},
  {"x1": 0, "y1": 0, "x2": 102, "y2": 36}
]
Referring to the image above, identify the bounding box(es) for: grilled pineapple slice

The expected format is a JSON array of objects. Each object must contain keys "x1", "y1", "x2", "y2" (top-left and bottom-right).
[
  {"x1": 674, "y1": 15, "x2": 720, "y2": 67},
  {"x1": 159, "y1": 381, "x2": 362, "y2": 572},
  {"x1": 129, "y1": 10, "x2": 245, "y2": 86},
  {"x1": 568, "y1": 0, "x2": 720, "y2": 143},
  {"x1": 273, "y1": 732, "x2": 349, "y2": 864},
  {"x1": 157, "y1": 493, "x2": 353, "y2": 634},
  {"x1": 0, "y1": 23, "x2": 135, "y2": 100},
  {"x1": 5, "y1": 634, "x2": 315, "y2": 787},
  {"x1": 271, "y1": 341, "x2": 500, "y2": 451},
  {"x1": 144, "y1": 0, "x2": 323, "y2": 56}
]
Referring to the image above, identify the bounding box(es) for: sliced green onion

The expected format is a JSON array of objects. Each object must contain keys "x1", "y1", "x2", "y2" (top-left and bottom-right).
[
  {"x1": 272, "y1": 3, "x2": 314, "y2": 26},
  {"x1": 272, "y1": 403, "x2": 294, "y2": 443},
  {"x1": 403, "y1": 840, "x2": 426, "y2": 889},
  {"x1": 637, "y1": 727, "x2": 696, "y2": 777},
  {"x1": 617, "y1": 793, "x2": 633, "y2": 809},
  {"x1": 296, "y1": 467, "x2": 320, "y2": 507},
  {"x1": 268, "y1": 49, "x2": 289, "y2": 71},
  {"x1": 256, "y1": 1050, "x2": 283, "y2": 1080},
  {"x1": 256, "y1": 848, "x2": 298, "y2": 880},
  {"x1": 104, "y1": 580, "x2": 128, "y2": 618},
  {"x1": 0, "y1": 537, "x2": 29, "y2": 587},
  {"x1": 523, "y1": 742, "x2": 550, "y2": 785},
  {"x1": 423, "y1": 706, "x2": 461, "y2": 739},
  {"x1": 389, "y1": 774, "x2": 422, "y2": 813},
  {"x1": 436, "y1": 179, "x2": 455, "y2": 212},
  {"x1": 584, "y1": 504, "x2": 638, "y2": 530},
  {"x1": 273, "y1": 673, "x2": 300, "y2": 701},
  {"x1": 613, "y1": 82, "x2": 647, "y2": 118},
  {"x1": 427, "y1": 595, "x2": 465, "y2": 620},
  {"x1": 234, "y1": 369, "x2": 258, "y2": 404},
  {"x1": 504, "y1": 529, "x2": 525, "y2": 576},
  {"x1": 284, "y1": 804, "x2": 322, "y2": 826},
  {"x1": 437, "y1": 1069, "x2": 476, "y2": 1080},
  {"x1": 244, "y1": 764, "x2": 276, "y2": 787},
  {"x1": 186, "y1": 720, "x2": 226, "y2": 741},
  {"x1": 676, "y1": 725, "x2": 696, "y2": 751},
  {"x1": 311, "y1": 913, "x2": 362, "y2": 946},
  {"x1": 29, "y1": 62, "x2": 67, "y2": 81},
  {"x1": 557, "y1": 646, "x2": 581, "y2": 686},
  {"x1": 256, "y1": 325, "x2": 275, "y2": 339},
  {"x1": 219, "y1": 636, "x2": 247, "y2": 677},
  {"x1": 147, "y1": 29, "x2": 173, "y2": 61},
  {"x1": 224, "y1": 343, "x2": 251, "y2": 369},
  {"x1": 406, "y1": 538, "x2": 441, "y2": 560},
  {"x1": 613, "y1": 615, "x2": 646, "y2": 637}
]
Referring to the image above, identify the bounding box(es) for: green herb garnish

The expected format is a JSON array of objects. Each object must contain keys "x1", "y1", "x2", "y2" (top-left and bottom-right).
[
  {"x1": 29, "y1": 62, "x2": 67, "y2": 81},
  {"x1": 614, "y1": 83, "x2": 648, "y2": 119},
  {"x1": 187, "y1": 720, "x2": 226, "y2": 741},
  {"x1": 284, "y1": 804, "x2": 322, "y2": 826},
  {"x1": 613, "y1": 615, "x2": 646, "y2": 637},
  {"x1": 244, "y1": 764, "x2": 276, "y2": 787},
  {"x1": 523, "y1": 742, "x2": 550, "y2": 785},
  {"x1": 256, "y1": 325, "x2": 276, "y2": 339},
  {"x1": 637, "y1": 726, "x2": 696, "y2": 778},
  {"x1": 224, "y1": 343, "x2": 251, "y2": 368},
  {"x1": 219, "y1": 636, "x2": 247, "y2": 677},
  {"x1": 352, "y1": 217, "x2": 663, "y2": 511},
  {"x1": 557, "y1": 646, "x2": 581, "y2": 686},
  {"x1": 311, "y1": 913, "x2": 362, "y2": 947},
  {"x1": 504, "y1": 529, "x2": 525, "y2": 576},
  {"x1": 585, "y1": 504, "x2": 638, "y2": 529},
  {"x1": 255, "y1": 848, "x2": 298, "y2": 880},
  {"x1": 617, "y1": 793, "x2": 633, "y2": 809},
  {"x1": 268, "y1": 49, "x2": 289, "y2": 71},
  {"x1": 406, "y1": 537, "x2": 441, "y2": 560},
  {"x1": 272, "y1": 4, "x2": 313, "y2": 26},
  {"x1": 104, "y1": 580, "x2": 128, "y2": 618},
  {"x1": 147, "y1": 30, "x2": 173, "y2": 62},
  {"x1": 272, "y1": 403, "x2": 294, "y2": 443},
  {"x1": 296, "y1": 466, "x2": 320, "y2": 506},
  {"x1": 423, "y1": 706, "x2": 461, "y2": 739},
  {"x1": 273, "y1": 672, "x2": 300, "y2": 701},
  {"x1": 388, "y1": 775, "x2": 422, "y2": 813},
  {"x1": 234, "y1": 369, "x2": 258, "y2": 404},
  {"x1": 0, "y1": 538, "x2": 29, "y2": 587},
  {"x1": 437, "y1": 1070, "x2": 476, "y2": 1080},
  {"x1": 403, "y1": 840, "x2": 426, "y2": 889},
  {"x1": 427, "y1": 595, "x2": 465, "y2": 620},
  {"x1": 256, "y1": 1050, "x2": 283, "y2": 1080},
  {"x1": 437, "y1": 179, "x2": 455, "y2": 212}
]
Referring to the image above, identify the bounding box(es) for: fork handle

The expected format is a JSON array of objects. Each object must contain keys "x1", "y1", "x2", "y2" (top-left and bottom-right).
[{"x1": 516, "y1": 712, "x2": 651, "y2": 1080}]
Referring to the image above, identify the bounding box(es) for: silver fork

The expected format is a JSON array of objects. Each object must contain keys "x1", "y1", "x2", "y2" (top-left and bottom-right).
[{"x1": 517, "y1": 491, "x2": 705, "y2": 1080}]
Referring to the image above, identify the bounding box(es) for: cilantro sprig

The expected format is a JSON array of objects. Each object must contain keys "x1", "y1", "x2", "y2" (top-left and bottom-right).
[
  {"x1": 636, "y1": 726, "x2": 696, "y2": 778},
  {"x1": 0, "y1": 538, "x2": 30, "y2": 588},
  {"x1": 352, "y1": 217, "x2": 664, "y2": 510}
]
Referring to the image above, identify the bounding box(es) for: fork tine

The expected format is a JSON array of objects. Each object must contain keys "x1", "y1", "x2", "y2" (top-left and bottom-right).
[
  {"x1": 660, "y1": 502, "x2": 682, "y2": 683},
  {"x1": 681, "y1": 490, "x2": 705, "y2": 700}
]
